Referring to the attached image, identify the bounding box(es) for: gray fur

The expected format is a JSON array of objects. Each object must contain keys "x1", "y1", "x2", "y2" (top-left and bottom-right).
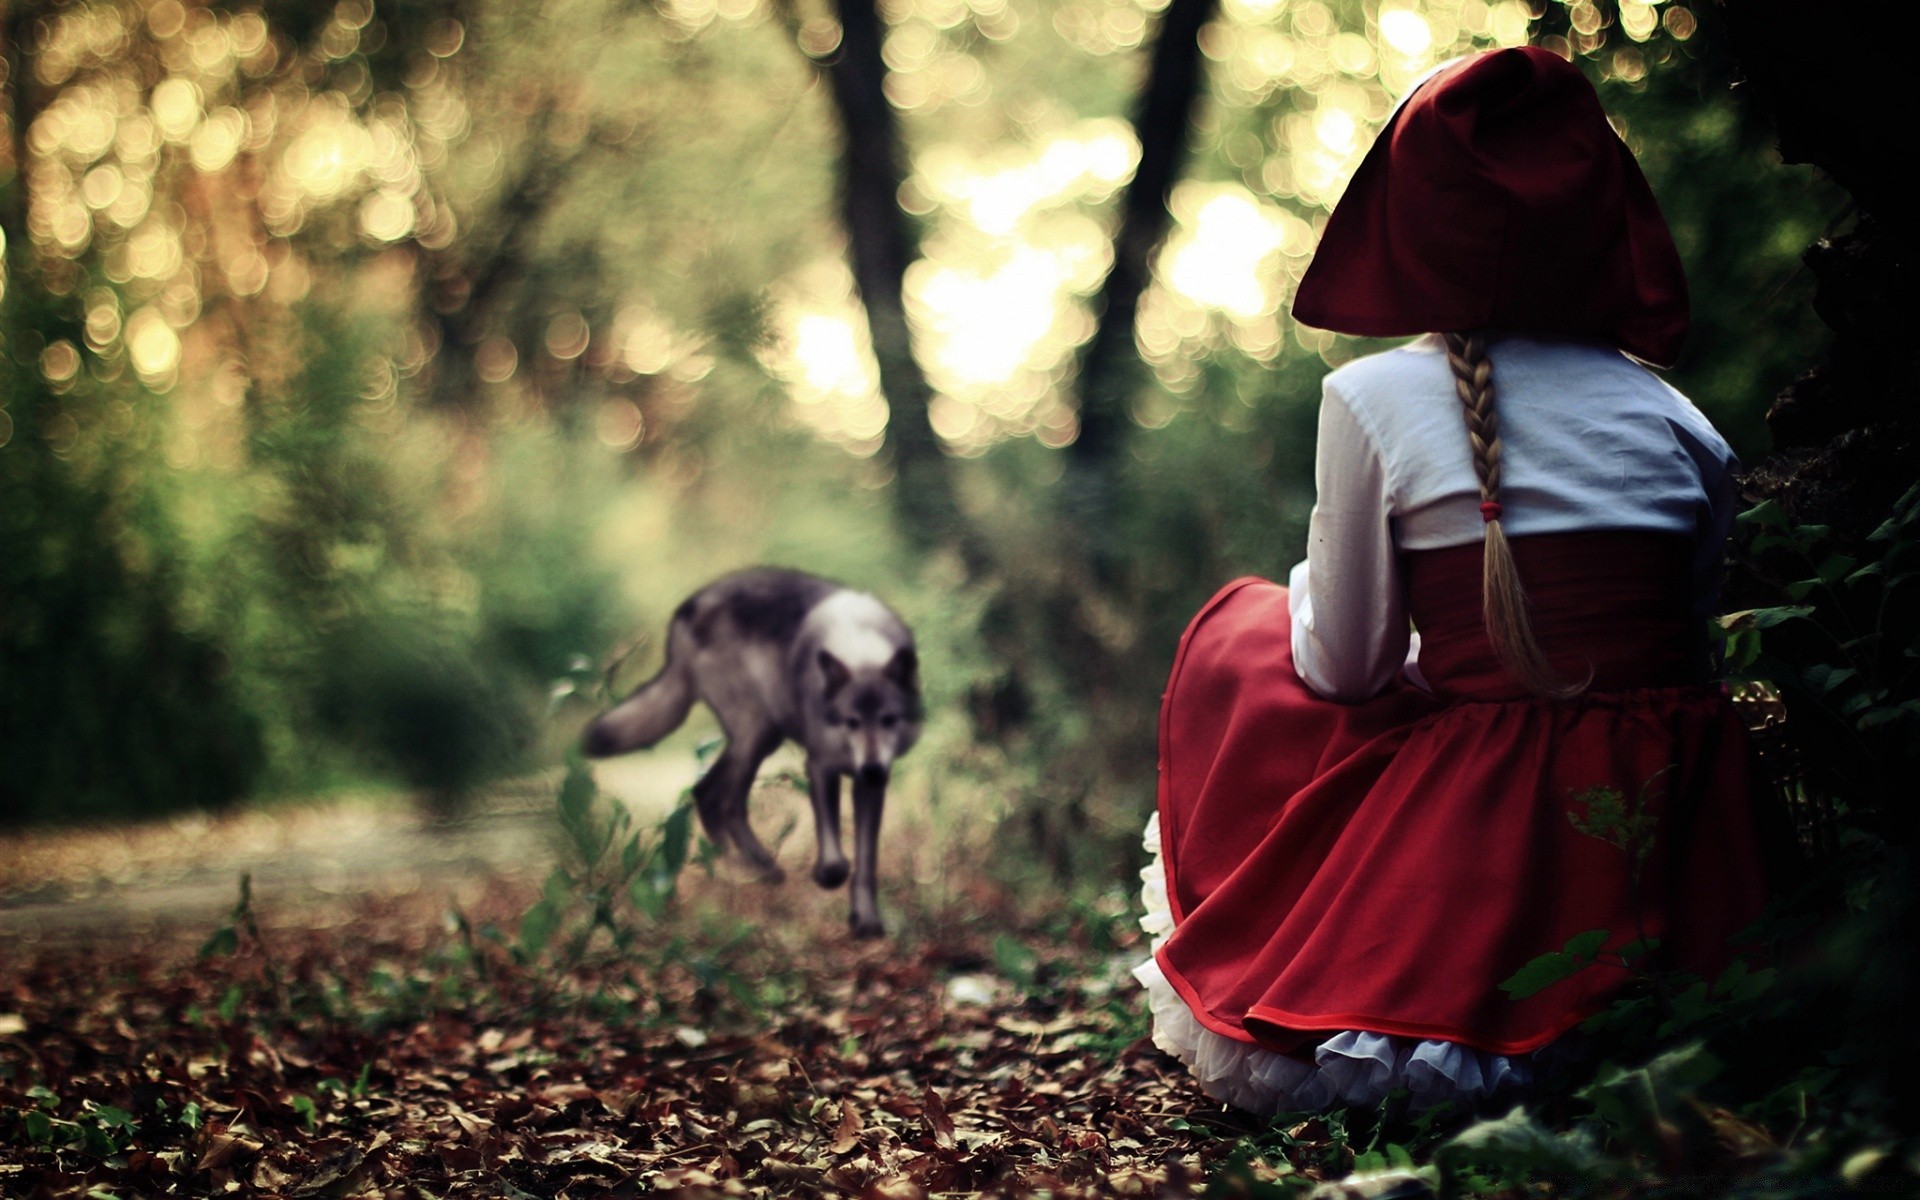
[{"x1": 582, "y1": 568, "x2": 921, "y2": 938}]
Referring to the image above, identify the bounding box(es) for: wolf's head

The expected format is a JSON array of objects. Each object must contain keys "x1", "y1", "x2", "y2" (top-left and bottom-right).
[{"x1": 812, "y1": 644, "x2": 921, "y2": 787}]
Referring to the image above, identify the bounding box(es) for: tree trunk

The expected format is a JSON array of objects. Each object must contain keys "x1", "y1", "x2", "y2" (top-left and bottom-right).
[
  {"x1": 811, "y1": 0, "x2": 966, "y2": 555},
  {"x1": 1069, "y1": 0, "x2": 1219, "y2": 473},
  {"x1": 2, "y1": 4, "x2": 43, "y2": 287}
]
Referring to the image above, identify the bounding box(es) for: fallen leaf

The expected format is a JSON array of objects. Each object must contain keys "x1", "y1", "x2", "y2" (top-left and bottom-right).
[
  {"x1": 921, "y1": 1086, "x2": 956, "y2": 1150},
  {"x1": 831, "y1": 1100, "x2": 863, "y2": 1155},
  {"x1": 196, "y1": 1128, "x2": 264, "y2": 1172}
]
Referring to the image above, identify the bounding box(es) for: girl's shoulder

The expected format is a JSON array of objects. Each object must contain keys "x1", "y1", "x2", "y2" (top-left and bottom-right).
[
  {"x1": 1324, "y1": 334, "x2": 1716, "y2": 434},
  {"x1": 1321, "y1": 333, "x2": 1735, "y2": 476}
]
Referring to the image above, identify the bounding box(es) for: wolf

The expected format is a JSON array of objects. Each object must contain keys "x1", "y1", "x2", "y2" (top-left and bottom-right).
[{"x1": 581, "y1": 568, "x2": 921, "y2": 938}]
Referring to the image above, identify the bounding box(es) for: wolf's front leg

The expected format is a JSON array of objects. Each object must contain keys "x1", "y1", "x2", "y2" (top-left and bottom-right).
[
  {"x1": 848, "y1": 776, "x2": 886, "y2": 938},
  {"x1": 808, "y1": 763, "x2": 850, "y2": 889}
]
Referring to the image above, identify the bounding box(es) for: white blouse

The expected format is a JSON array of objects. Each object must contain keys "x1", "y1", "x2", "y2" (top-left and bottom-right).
[{"x1": 1287, "y1": 334, "x2": 1740, "y2": 703}]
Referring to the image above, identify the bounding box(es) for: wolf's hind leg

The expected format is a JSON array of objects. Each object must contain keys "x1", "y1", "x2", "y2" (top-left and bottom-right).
[
  {"x1": 702, "y1": 730, "x2": 785, "y2": 882},
  {"x1": 690, "y1": 751, "x2": 737, "y2": 851},
  {"x1": 808, "y1": 763, "x2": 849, "y2": 889},
  {"x1": 848, "y1": 777, "x2": 886, "y2": 938}
]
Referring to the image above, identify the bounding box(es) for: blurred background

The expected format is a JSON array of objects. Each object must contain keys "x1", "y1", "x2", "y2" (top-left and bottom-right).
[{"x1": 0, "y1": 0, "x2": 1840, "y2": 881}]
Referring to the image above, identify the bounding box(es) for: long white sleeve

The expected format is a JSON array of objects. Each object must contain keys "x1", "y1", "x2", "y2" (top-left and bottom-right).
[{"x1": 1288, "y1": 382, "x2": 1409, "y2": 703}]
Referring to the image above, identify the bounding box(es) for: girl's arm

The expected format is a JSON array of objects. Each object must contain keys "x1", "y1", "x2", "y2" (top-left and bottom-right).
[{"x1": 1288, "y1": 381, "x2": 1411, "y2": 702}]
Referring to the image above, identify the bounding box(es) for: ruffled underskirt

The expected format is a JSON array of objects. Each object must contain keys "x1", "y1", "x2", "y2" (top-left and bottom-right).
[{"x1": 1132, "y1": 813, "x2": 1536, "y2": 1115}]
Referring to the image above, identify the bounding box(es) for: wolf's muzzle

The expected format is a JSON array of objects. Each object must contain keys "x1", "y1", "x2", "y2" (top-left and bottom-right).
[{"x1": 858, "y1": 764, "x2": 889, "y2": 788}]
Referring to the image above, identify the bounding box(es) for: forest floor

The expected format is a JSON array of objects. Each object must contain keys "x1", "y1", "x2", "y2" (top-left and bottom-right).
[{"x1": 0, "y1": 773, "x2": 1327, "y2": 1199}]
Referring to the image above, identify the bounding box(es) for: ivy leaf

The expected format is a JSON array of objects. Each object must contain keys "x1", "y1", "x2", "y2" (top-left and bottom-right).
[
  {"x1": 1737, "y1": 500, "x2": 1788, "y2": 528},
  {"x1": 88, "y1": 1103, "x2": 134, "y2": 1130},
  {"x1": 1817, "y1": 554, "x2": 1858, "y2": 584},
  {"x1": 1440, "y1": 1106, "x2": 1617, "y2": 1183},
  {"x1": 1722, "y1": 606, "x2": 1815, "y2": 632},
  {"x1": 1563, "y1": 929, "x2": 1611, "y2": 961},
  {"x1": 1500, "y1": 952, "x2": 1583, "y2": 1000},
  {"x1": 1618, "y1": 937, "x2": 1661, "y2": 963}
]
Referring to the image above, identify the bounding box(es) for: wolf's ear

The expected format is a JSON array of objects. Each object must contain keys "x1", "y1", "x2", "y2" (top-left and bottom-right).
[
  {"x1": 818, "y1": 650, "x2": 852, "y2": 697},
  {"x1": 886, "y1": 646, "x2": 918, "y2": 690}
]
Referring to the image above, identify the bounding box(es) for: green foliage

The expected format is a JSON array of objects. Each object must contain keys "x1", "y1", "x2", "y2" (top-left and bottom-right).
[
  {"x1": 0, "y1": 304, "x2": 266, "y2": 823},
  {"x1": 1725, "y1": 486, "x2": 1920, "y2": 836},
  {"x1": 511, "y1": 751, "x2": 708, "y2": 969},
  {"x1": 1431, "y1": 494, "x2": 1920, "y2": 1196}
]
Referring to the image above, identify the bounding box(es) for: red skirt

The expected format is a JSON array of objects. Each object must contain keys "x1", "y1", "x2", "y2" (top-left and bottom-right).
[{"x1": 1153, "y1": 532, "x2": 1773, "y2": 1057}]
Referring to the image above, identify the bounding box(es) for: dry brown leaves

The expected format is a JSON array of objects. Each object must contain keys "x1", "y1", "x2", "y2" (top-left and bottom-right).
[{"x1": 0, "y1": 882, "x2": 1272, "y2": 1199}]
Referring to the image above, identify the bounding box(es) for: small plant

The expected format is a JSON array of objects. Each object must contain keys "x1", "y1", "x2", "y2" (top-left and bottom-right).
[
  {"x1": 511, "y1": 750, "x2": 708, "y2": 970},
  {"x1": 197, "y1": 872, "x2": 285, "y2": 1017},
  {"x1": 1499, "y1": 774, "x2": 1672, "y2": 1014}
]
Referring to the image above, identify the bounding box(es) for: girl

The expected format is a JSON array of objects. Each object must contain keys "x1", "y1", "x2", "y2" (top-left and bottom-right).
[{"x1": 1133, "y1": 46, "x2": 1776, "y2": 1113}]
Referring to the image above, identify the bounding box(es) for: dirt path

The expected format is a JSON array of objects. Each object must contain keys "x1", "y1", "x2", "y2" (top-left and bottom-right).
[{"x1": 0, "y1": 753, "x2": 719, "y2": 941}]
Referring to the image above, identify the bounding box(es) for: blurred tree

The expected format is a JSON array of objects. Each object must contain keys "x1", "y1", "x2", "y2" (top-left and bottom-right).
[
  {"x1": 1718, "y1": 0, "x2": 1917, "y2": 534},
  {"x1": 790, "y1": 0, "x2": 969, "y2": 557},
  {"x1": 1066, "y1": 0, "x2": 1216, "y2": 478}
]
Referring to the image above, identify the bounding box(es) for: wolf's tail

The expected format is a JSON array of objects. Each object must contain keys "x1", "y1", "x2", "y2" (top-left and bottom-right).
[{"x1": 581, "y1": 657, "x2": 696, "y2": 757}]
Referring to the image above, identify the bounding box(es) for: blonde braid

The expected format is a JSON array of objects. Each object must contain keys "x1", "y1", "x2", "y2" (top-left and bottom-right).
[{"x1": 1443, "y1": 331, "x2": 1587, "y2": 700}]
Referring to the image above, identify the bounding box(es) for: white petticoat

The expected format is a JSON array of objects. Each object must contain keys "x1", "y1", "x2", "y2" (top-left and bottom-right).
[{"x1": 1132, "y1": 812, "x2": 1536, "y2": 1114}]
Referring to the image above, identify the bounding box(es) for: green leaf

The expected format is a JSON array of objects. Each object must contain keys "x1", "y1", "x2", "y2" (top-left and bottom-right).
[
  {"x1": 1785, "y1": 579, "x2": 1817, "y2": 601},
  {"x1": 629, "y1": 873, "x2": 669, "y2": 919},
  {"x1": 658, "y1": 802, "x2": 694, "y2": 880},
  {"x1": 1655, "y1": 980, "x2": 1716, "y2": 1038},
  {"x1": 1743, "y1": 605, "x2": 1817, "y2": 630},
  {"x1": 516, "y1": 898, "x2": 563, "y2": 958},
  {"x1": 557, "y1": 754, "x2": 597, "y2": 832},
  {"x1": 1563, "y1": 929, "x2": 1611, "y2": 960},
  {"x1": 1645, "y1": 1040, "x2": 1724, "y2": 1091},
  {"x1": 88, "y1": 1103, "x2": 134, "y2": 1130},
  {"x1": 1803, "y1": 664, "x2": 1859, "y2": 695},
  {"x1": 993, "y1": 934, "x2": 1040, "y2": 988},
  {"x1": 1858, "y1": 701, "x2": 1920, "y2": 731},
  {"x1": 694, "y1": 736, "x2": 725, "y2": 771},
  {"x1": 198, "y1": 926, "x2": 239, "y2": 960},
  {"x1": 1731, "y1": 966, "x2": 1778, "y2": 1004},
  {"x1": 218, "y1": 985, "x2": 245, "y2": 1023},
  {"x1": 1816, "y1": 554, "x2": 1858, "y2": 584},
  {"x1": 291, "y1": 1094, "x2": 317, "y2": 1131},
  {"x1": 1440, "y1": 1106, "x2": 1615, "y2": 1183},
  {"x1": 557, "y1": 756, "x2": 610, "y2": 866},
  {"x1": 24, "y1": 1110, "x2": 53, "y2": 1144},
  {"x1": 1618, "y1": 937, "x2": 1661, "y2": 962},
  {"x1": 1737, "y1": 500, "x2": 1788, "y2": 528},
  {"x1": 1723, "y1": 626, "x2": 1760, "y2": 672},
  {"x1": 1499, "y1": 952, "x2": 1583, "y2": 999}
]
